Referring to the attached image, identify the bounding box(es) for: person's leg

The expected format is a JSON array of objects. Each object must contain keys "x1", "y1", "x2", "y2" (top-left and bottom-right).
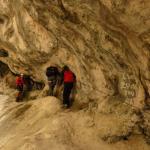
[
  {"x1": 18, "y1": 91, "x2": 23, "y2": 101},
  {"x1": 48, "y1": 76, "x2": 56, "y2": 96},
  {"x1": 51, "y1": 84, "x2": 55, "y2": 96},
  {"x1": 66, "y1": 83, "x2": 73, "y2": 107},
  {"x1": 51, "y1": 78, "x2": 57, "y2": 96},
  {"x1": 16, "y1": 85, "x2": 23, "y2": 102},
  {"x1": 19, "y1": 85, "x2": 24, "y2": 101},
  {"x1": 16, "y1": 92, "x2": 20, "y2": 102},
  {"x1": 63, "y1": 83, "x2": 69, "y2": 105},
  {"x1": 48, "y1": 81, "x2": 53, "y2": 96},
  {"x1": 49, "y1": 81, "x2": 56, "y2": 96},
  {"x1": 63, "y1": 83, "x2": 73, "y2": 107}
]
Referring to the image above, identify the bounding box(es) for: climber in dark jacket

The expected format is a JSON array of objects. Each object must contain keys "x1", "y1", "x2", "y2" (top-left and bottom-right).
[
  {"x1": 61, "y1": 65, "x2": 76, "y2": 108},
  {"x1": 23, "y1": 75, "x2": 34, "y2": 91},
  {"x1": 46, "y1": 66, "x2": 60, "y2": 96}
]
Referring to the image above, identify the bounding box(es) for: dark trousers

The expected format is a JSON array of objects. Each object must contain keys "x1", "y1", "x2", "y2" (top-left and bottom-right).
[
  {"x1": 48, "y1": 82, "x2": 55, "y2": 96},
  {"x1": 48, "y1": 76, "x2": 57, "y2": 96},
  {"x1": 16, "y1": 85, "x2": 24, "y2": 102},
  {"x1": 63, "y1": 82, "x2": 73, "y2": 107}
]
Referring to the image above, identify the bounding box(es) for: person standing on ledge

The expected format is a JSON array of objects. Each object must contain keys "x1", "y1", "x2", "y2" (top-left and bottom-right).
[
  {"x1": 46, "y1": 66, "x2": 60, "y2": 96},
  {"x1": 61, "y1": 65, "x2": 76, "y2": 108},
  {"x1": 16, "y1": 73, "x2": 24, "y2": 102},
  {"x1": 23, "y1": 75, "x2": 34, "y2": 91}
]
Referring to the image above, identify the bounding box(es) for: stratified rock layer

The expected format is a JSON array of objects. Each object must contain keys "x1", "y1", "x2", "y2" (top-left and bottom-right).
[{"x1": 0, "y1": 0, "x2": 150, "y2": 149}]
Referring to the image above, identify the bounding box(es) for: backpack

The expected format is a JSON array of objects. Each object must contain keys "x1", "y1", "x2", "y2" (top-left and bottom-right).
[
  {"x1": 16, "y1": 76, "x2": 24, "y2": 86},
  {"x1": 46, "y1": 66, "x2": 58, "y2": 77},
  {"x1": 64, "y1": 70, "x2": 75, "y2": 83}
]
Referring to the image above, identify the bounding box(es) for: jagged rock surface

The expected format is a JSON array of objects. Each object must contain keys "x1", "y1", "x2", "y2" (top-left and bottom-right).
[
  {"x1": 0, "y1": 95, "x2": 149, "y2": 150},
  {"x1": 0, "y1": 0, "x2": 150, "y2": 149}
]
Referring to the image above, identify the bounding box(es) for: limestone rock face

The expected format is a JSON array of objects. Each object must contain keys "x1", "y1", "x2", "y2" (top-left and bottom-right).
[{"x1": 0, "y1": 0, "x2": 150, "y2": 148}]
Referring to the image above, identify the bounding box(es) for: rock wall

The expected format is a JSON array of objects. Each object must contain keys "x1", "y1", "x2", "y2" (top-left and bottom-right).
[{"x1": 0, "y1": 0, "x2": 150, "y2": 145}]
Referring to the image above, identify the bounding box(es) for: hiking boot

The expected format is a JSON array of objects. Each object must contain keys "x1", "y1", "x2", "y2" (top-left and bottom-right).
[
  {"x1": 62, "y1": 104, "x2": 69, "y2": 109},
  {"x1": 64, "y1": 104, "x2": 68, "y2": 108}
]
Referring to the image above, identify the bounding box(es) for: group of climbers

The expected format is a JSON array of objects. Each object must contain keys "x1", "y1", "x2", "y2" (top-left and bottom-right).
[
  {"x1": 16, "y1": 65, "x2": 76, "y2": 108},
  {"x1": 46, "y1": 65, "x2": 76, "y2": 108}
]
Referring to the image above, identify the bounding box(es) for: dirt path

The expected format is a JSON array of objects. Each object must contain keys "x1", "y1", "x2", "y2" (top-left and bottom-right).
[
  {"x1": 0, "y1": 95, "x2": 149, "y2": 150},
  {"x1": 0, "y1": 95, "x2": 9, "y2": 117}
]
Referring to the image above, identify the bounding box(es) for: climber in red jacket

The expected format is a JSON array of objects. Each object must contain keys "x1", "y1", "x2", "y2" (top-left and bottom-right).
[
  {"x1": 61, "y1": 66, "x2": 76, "y2": 108},
  {"x1": 16, "y1": 73, "x2": 24, "y2": 102}
]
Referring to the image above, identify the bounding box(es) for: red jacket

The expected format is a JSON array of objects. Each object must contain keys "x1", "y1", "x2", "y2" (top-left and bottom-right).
[
  {"x1": 16, "y1": 76, "x2": 24, "y2": 86},
  {"x1": 64, "y1": 70, "x2": 75, "y2": 83}
]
